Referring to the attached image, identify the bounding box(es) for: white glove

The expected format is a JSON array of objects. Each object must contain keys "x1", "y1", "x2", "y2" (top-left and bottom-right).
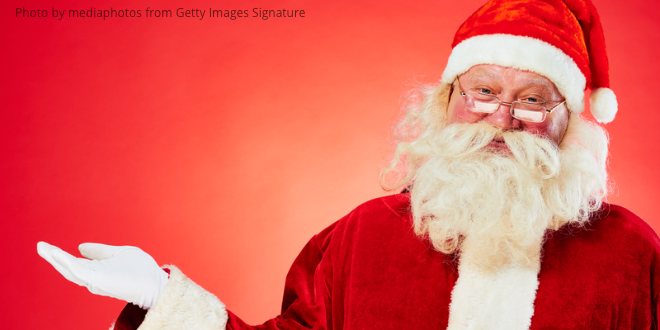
[{"x1": 37, "y1": 241, "x2": 169, "y2": 309}]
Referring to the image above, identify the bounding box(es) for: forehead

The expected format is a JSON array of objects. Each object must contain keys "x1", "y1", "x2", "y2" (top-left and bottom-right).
[{"x1": 460, "y1": 64, "x2": 561, "y2": 95}]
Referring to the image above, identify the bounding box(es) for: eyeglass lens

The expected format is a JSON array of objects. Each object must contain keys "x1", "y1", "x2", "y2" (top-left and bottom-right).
[{"x1": 464, "y1": 93, "x2": 547, "y2": 123}]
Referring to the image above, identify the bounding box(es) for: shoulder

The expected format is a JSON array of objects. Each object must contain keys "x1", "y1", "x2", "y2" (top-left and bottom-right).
[
  {"x1": 345, "y1": 193, "x2": 412, "y2": 221},
  {"x1": 308, "y1": 193, "x2": 416, "y2": 258},
  {"x1": 308, "y1": 193, "x2": 412, "y2": 251},
  {"x1": 335, "y1": 193, "x2": 413, "y2": 234},
  {"x1": 588, "y1": 204, "x2": 660, "y2": 301},
  {"x1": 550, "y1": 203, "x2": 660, "y2": 262},
  {"x1": 588, "y1": 203, "x2": 660, "y2": 248}
]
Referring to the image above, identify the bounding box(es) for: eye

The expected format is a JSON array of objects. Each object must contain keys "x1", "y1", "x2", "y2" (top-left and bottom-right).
[
  {"x1": 520, "y1": 95, "x2": 545, "y2": 104},
  {"x1": 477, "y1": 87, "x2": 493, "y2": 95}
]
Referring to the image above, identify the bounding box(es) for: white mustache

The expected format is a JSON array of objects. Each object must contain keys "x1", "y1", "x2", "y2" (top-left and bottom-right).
[{"x1": 432, "y1": 122, "x2": 561, "y2": 178}]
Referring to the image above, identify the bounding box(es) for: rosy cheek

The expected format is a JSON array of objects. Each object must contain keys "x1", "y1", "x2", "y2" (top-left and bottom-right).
[
  {"x1": 521, "y1": 122, "x2": 556, "y2": 141},
  {"x1": 448, "y1": 104, "x2": 482, "y2": 124}
]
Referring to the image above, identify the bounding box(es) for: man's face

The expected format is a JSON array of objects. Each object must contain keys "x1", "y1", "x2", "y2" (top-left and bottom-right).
[{"x1": 447, "y1": 64, "x2": 570, "y2": 149}]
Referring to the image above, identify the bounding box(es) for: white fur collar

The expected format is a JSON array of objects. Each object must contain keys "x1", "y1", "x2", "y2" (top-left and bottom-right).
[{"x1": 447, "y1": 238, "x2": 542, "y2": 330}]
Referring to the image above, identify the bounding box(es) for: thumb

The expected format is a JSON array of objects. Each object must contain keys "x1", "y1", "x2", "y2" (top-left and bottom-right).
[{"x1": 79, "y1": 243, "x2": 132, "y2": 260}]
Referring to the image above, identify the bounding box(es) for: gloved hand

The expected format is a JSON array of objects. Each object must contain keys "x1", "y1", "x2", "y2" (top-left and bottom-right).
[{"x1": 37, "y1": 241, "x2": 169, "y2": 309}]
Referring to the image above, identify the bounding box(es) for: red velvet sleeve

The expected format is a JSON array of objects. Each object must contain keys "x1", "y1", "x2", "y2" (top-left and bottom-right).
[
  {"x1": 654, "y1": 265, "x2": 660, "y2": 330},
  {"x1": 654, "y1": 297, "x2": 659, "y2": 330},
  {"x1": 113, "y1": 304, "x2": 147, "y2": 330}
]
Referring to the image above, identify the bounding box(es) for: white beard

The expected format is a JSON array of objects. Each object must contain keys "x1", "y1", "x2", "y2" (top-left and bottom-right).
[{"x1": 410, "y1": 119, "x2": 607, "y2": 270}]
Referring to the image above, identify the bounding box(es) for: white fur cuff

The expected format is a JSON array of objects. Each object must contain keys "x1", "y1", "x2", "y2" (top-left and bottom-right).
[{"x1": 138, "y1": 265, "x2": 228, "y2": 330}]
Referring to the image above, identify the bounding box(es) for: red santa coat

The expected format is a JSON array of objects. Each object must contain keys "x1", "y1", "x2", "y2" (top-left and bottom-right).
[{"x1": 115, "y1": 194, "x2": 660, "y2": 330}]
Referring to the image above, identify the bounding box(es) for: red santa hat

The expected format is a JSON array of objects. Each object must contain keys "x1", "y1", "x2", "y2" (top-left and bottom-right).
[{"x1": 441, "y1": 0, "x2": 617, "y2": 123}]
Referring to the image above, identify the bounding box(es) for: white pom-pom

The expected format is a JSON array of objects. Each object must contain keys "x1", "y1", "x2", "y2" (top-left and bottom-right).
[{"x1": 590, "y1": 88, "x2": 617, "y2": 123}]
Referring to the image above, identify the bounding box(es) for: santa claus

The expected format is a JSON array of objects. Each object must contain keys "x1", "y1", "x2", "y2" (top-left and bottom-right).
[{"x1": 37, "y1": 0, "x2": 660, "y2": 329}]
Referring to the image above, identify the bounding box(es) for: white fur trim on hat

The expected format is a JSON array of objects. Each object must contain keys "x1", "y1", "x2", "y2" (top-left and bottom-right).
[
  {"x1": 590, "y1": 87, "x2": 617, "y2": 123},
  {"x1": 441, "y1": 34, "x2": 587, "y2": 114}
]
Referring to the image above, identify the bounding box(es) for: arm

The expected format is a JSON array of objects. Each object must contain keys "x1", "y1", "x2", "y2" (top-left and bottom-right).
[{"x1": 38, "y1": 222, "x2": 337, "y2": 330}]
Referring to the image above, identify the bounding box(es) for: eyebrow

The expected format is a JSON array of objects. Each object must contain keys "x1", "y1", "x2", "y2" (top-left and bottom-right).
[{"x1": 468, "y1": 70, "x2": 557, "y2": 91}]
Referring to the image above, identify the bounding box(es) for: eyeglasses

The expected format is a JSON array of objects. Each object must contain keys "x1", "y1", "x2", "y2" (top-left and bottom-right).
[{"x1": 457, "y1": 81, "x2": 566, "y2": 123}]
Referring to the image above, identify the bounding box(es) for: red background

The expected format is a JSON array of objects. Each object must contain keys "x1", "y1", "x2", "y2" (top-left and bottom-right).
[{"x1": 3, "y1": 0, "x2": 660, "y2": 328}]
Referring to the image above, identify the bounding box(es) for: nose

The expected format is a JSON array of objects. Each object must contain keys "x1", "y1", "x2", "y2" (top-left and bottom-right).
[{"x1": 483, "y1": 101, "x2": 521, "y2": 130}]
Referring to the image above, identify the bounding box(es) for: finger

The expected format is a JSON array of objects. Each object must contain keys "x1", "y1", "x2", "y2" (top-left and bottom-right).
[
  {"x1": 38, "y1": 242, "x2": 89, "y2": 287},
  {"x1": 37, "y1": 241, "x2": 57, "y2": 263},
  {"x1": 50, "y1": 248, "x2": 97, "y2": 287},
  {"x1": 79, "y1": 242, "x2": 132, "y2": 260},
  {"x1": 37, "y1": 242, "x2": 73, "y2": 267}
]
